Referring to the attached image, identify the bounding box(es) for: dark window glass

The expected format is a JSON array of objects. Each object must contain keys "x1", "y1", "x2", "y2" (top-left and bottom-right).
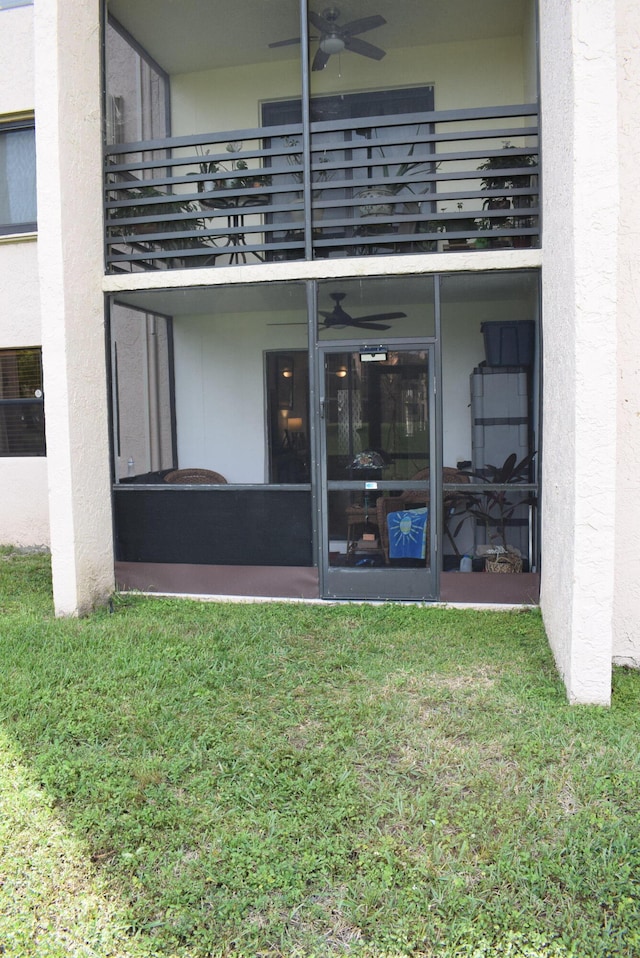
[
  {"x1": 0, "y1": 348, "x2": 45, "y2": 456},
  {"x1": 0, "y1": 123, "x2": 37, "y2": 233}
]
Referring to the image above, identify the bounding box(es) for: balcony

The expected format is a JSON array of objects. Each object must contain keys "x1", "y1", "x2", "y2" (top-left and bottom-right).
[{"x1": 104, "y1": 103, "x2": 539, "y2": 272}]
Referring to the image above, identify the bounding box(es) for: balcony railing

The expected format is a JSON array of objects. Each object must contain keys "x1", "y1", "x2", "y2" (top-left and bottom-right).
[{"x1": 104, "y1": 104, "x2": 539, "y2": 272}]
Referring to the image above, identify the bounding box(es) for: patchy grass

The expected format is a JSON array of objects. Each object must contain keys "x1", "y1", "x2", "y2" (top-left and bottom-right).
[{"x1": 0, "y1": 552, "x2": 639, "y2": 957}]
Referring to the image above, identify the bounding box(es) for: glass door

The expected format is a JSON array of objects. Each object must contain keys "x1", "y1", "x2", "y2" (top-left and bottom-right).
[{"x1": 319, "y1": 345, "x2": 436, "y2": 600}]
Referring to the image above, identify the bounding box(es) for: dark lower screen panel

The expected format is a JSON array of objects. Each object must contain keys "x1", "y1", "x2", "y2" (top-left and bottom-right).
[{"x1": 114, "y1": 488, "x2": 313, "y2": 566}]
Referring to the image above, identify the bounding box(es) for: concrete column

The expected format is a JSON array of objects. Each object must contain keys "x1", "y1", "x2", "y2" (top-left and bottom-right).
[
  {"x1": 539, "y1": 0, "x2": 618, "y2": 702},
  {"x1": 612, "y1": 0, "x2": 640, "y2": 667},
  {"x1": 34, "y1": 0, "x2": 114, "y2": 614}
]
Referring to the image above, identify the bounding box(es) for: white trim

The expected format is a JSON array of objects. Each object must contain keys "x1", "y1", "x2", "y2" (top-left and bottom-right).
[{"x1": 103, "y1": 249, "x2": 543, "y2": 296}]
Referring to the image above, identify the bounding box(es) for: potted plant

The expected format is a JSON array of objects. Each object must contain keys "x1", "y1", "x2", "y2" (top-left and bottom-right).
[
  {"x1": 439, "y1": 202, "x2": 477, "y2": 249},
  {"x1": 453, "y1": 452, "x2": 536, "y2": 572},
  {"x1": 356, "y1": 141, "x2": 434, "y2": 217},
  {"x1": 107, "y1": 181, "x2": 219, "y2": 268},
  {"x1": 192, "y1": 142, "x2": 271, "y2": 194},
  {"x1": 281, "y1": 135, "x2": 334, "y2": 221},
  {"x1": 476, "y1": 141, "x2": 537, "y2": 247},
  {"x1": 110, "y1": 183, "x2": 204, "y2": 239}
]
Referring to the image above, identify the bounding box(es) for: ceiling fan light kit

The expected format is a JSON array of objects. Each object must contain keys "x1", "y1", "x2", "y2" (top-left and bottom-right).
[
  {"x1": 269, "y1": 6, "x2": 387, "y2": 70},
  {"x1": 319, "y1": 34, "x2": 345, "y2": 55}
]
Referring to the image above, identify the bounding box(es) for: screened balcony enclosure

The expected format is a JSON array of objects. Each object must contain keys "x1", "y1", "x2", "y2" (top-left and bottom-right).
[
  {"x1": 104, "y1": 0, "x2": 539, "y2": 271},
  {"x1": 111, "y1": 271, "x2": 540, "y2": 602}
]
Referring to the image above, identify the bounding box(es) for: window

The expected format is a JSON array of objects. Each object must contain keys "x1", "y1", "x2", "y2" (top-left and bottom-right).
[
  {"x1": 266, "y1": 351, "x2": 310, "y2": 483},
  {"x1": 262, "y1": 87, "x2": 435, "y2": 257},
  {"x1": 0, "y1": 121, "x2": 37, "y2": 234},
  {"x1": 0, "y1": 0, "x2": 33, "y2": 8},
  {"x1": 0, "y1": 348, "x2": 45, "y2": 456}
]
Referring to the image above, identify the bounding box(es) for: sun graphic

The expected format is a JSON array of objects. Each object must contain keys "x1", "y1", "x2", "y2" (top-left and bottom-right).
[{"x1": 388, "y1": 507, "x2": 428, "y2": 560}]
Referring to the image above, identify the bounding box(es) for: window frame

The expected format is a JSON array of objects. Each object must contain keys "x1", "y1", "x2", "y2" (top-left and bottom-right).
[
  {"x1": 0, "y1": 117, "x2": 37, "y2": 236},
  {"x1": 0, "y1": 347, "x2": 46, "y2": 457}
]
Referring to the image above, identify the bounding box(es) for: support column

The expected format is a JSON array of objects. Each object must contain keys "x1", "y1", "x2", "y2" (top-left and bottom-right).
[
  {"x1": 539, "y1": 0, "x2": 618, "y2": 702},
  {"x1": 612, "y1": 0, "x2": 640, "y2": 667},
  {"x1": 34, "y1": 0, "x2": 114, "y2": 615}
]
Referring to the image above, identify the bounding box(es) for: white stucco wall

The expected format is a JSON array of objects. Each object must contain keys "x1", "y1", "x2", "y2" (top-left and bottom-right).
[
  {"x1": 0, "y1": 458, "x2": 49, "y2": 546},
  {"x1": 539, "y1": 0, "x2": 618, "y2": 703},
  {"x1": 35, "y1": 0, "x2": 114, "y2": 614},
  {"x1": 612, "y1": 0, "x2": 640, "y2": 667},
  {"x1": 0, "y1": 238, "x2": 49, "y2": 546},
  {"x1": 0, "y1": 240, "x2": 40, "y2": 345},
  {"x1": 0, "y1": 7, "x2": 48, "y2": 549},
  {"x1": 0, "y1": 4, "x2": 34, "y2": 115}
]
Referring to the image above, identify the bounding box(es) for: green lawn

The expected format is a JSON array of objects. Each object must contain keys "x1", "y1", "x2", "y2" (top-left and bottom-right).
[{"x1": 0, "y1": 549, "x2": 639, "y2": 958}]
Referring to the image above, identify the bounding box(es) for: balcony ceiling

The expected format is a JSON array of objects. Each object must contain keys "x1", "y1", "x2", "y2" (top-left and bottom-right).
[{"x1": 108, "y1": 0, "x2": 529, "y2": 76}]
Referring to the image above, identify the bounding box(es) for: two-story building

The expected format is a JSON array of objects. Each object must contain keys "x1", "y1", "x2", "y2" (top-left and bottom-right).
[{"x1": 1, "y1": 0, "x2": 638, "y2": 705}]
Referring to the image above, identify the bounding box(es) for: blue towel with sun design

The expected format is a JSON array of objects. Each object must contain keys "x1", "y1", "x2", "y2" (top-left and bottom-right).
[{"x1": 387, "y1": 507, "x2": 428, "y2": 560}]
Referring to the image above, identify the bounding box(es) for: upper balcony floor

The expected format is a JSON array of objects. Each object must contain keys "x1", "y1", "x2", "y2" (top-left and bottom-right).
[{"x1": 104, "y1": 0, "x2": 540, "y2": 273}]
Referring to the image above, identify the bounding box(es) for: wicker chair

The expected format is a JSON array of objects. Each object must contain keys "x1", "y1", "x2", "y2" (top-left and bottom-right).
[
  {"x1": 164, "y1": 468, "x2": 227, "y2": 485},
  {"x1": 376, "y1": 467, "x2": 469, "y2": 564}
]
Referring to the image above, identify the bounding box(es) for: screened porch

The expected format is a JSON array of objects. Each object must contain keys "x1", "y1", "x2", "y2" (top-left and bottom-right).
[
  {"x1": 110, "y1": 272, "x2": 541, "y2": 603},
  {"x1": 104, "y1": 0, "x2": 540, "y2": 271}
]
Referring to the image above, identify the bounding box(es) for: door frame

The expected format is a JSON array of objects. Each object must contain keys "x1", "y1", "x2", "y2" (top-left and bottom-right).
[{"x1": 316, "y1": 340, "x2": 438, "y2": 601}]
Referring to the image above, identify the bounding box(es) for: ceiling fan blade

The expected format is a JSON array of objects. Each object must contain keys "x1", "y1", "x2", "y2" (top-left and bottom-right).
[
  {"x1": 348, "y1": 320, "x2": 391, "y2": 330},
  {"x1": 344, "y1": 35, "x2": 386, "y2": 61},
  {"x1": 319, "y1": 293, "x2": 402, "y2": 330},
  {"x1": 355, "y1": 311, "x2": 407, "y2": 322},
  {"x1": 308, "y1": 10, "x2": 336, "y2": 34},
  {"x1": 268, "y1": 36, "x2": 301, "y2": 48},
  {"x1": 341, "y1": 14, "x2": 387, "y2": 36},
  {"x1": 312, "y1": 47, "x2": 331, "y2": 71}
]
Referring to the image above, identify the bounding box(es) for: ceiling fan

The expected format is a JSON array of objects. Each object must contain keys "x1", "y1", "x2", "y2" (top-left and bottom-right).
[
  {"x1": 320, "y1": 293, "x2": 406, "y2": 330},
  {"x1": 269, "y1": 7, "x2": 388, "y2": 71},
  {"x1": 269, "y1": 293, "x2": 406, "y2": 331}
]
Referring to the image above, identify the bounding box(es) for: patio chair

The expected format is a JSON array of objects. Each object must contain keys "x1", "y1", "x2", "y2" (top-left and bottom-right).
[
  {"x1": 376, "y1": 467, "x2": 469, "y2": 563},
  {"x1": 164, "y1": 468, "x2": 227, "y2": 484}
]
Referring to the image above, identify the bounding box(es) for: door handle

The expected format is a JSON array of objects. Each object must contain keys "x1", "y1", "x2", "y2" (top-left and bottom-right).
[{"x1": 319, "y1": 398, "x2": 326, "y2": 419}]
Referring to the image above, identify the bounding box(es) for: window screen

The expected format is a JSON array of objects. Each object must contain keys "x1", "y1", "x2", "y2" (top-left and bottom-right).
[{"x1": 0, "y1": 348, "x2": 45, "y2": 456}]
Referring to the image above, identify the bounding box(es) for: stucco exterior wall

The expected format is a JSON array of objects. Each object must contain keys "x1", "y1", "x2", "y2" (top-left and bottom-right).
[
  {"x1": 0, "y1": 458, "x2": 49, "y2": 546},
  {"x1": 539, "y1": 0, "x2": 618, "y2": 703},
  {"x1": 612, "y1": 0, "x2": 640, "y2": 666},
  {"x1": 0, "y1": 8, "x2": 47, "y2": 549},
  {"x1": 0, "y1": 4, "x2": 33, "y2": 115},
  {"x1": 0, "y1": 239, "x2": 47, "y2": 547},
  {"x1": 0, "y1": 239, "x2": 40, "y2": 345},
  {"x1": 35, "y1": 0, "x2": 114, "y2": 614}
]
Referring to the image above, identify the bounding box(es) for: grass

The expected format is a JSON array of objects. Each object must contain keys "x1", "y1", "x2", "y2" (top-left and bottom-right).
[{"x1": 0, "y1": 550, "x2": 639, "y2": 957}]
